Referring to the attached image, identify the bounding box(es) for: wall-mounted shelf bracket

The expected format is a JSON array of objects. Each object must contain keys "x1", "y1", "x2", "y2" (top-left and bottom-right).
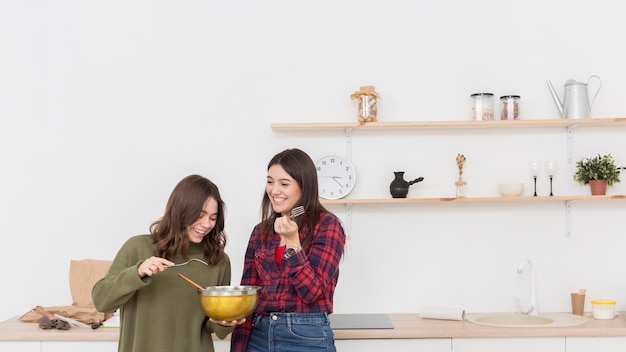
[
  {"x1": 565, "y1": 200, "x2": 575, "y2": 237},
  {"x1": 345, "y1": 127, "x2": 352, "y2": 159},
  {"x1": 566, "y1": 124, "x2": 579, "y2": 164},
  {"x1": 344, "y1": 203, "x2": 352, "y2": 240}
]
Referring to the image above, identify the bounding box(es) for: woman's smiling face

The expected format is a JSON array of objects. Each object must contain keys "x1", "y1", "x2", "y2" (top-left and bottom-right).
[
  {"x1": 266, "y1": 164, "x2": 302, "y2": 217},
  {"x1": 187, "y1": 197, "x2": 218, "y2": 243}
]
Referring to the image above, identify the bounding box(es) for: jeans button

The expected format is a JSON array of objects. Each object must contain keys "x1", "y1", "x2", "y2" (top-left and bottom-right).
[{"x1": 271, "y1": 315, "x2": 278, "y2": 321}]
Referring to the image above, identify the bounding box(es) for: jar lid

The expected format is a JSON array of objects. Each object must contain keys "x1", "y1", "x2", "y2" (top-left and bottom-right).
[
  {"x1": 350, "y1": 86, "x2": 381, "y2": 100},
  {"x1": 470, "y1": 93, "x2": 493, "y2": 97},
  {"x1": 500, "y1": 95, "x2": 521, "y2": 99},
  {"x1": 591, "y1": 300, "x2": 616, "y2": 305}
]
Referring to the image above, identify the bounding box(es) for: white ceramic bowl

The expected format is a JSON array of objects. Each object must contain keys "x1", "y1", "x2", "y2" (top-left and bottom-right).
[{"x1": 498, "y1": 183, "x2": 524, "y2": 197}]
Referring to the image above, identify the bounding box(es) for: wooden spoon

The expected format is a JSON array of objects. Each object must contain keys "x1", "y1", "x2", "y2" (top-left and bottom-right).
[{"x1": 177, "y1": 273, "x2": 204, "y2": 290}]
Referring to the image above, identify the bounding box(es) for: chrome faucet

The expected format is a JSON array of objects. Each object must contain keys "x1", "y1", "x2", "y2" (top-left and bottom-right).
[{"x1": 514, "y1": 259, "x2": 538, "y2": 316}]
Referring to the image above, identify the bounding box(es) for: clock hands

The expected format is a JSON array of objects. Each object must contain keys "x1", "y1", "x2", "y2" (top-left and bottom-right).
[
  {"x1": 320, "y1": 176, "x2": 344, "y2": 188},
  {"x1": 332, "y1": 176, "x2": 344, "y2": 188}
]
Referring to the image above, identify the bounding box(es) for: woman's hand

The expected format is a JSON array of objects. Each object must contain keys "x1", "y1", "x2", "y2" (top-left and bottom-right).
[
  {"x1": 274, "y1": 215, "x2": 301, "y2": 247},
  {"x1": 138, "y1": 256, "x2": 175, "y2": 278},
  {"x1": 209, "y1": 317, "x2": 247, "y2": 326}
]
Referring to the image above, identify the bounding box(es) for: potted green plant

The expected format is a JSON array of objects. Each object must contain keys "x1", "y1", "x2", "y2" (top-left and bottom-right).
[{"x1": 573, "y1": 153, "x2": 623, "y2": 195}]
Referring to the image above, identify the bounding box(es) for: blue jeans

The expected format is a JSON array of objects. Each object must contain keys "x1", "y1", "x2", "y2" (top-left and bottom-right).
[{"x1": 247, "y1": 312, "x2": 336, "y2": 352}]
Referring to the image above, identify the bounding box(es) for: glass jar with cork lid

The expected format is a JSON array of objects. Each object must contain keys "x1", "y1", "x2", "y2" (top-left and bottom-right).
[{"x1": 350, "y1": 86, "x2": 380, "y2": 123}]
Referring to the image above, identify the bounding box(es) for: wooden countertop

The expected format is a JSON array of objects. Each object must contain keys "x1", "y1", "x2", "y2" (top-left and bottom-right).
[
  {"x1": 2, "y1": 313, "x2": 626, "y2": 341},
  {"x1": 0, "y1": 316, "x2": 118, "y2": 341},
  {"x1": 335, "y1": 313, "x2": 626, "y2": 339}
]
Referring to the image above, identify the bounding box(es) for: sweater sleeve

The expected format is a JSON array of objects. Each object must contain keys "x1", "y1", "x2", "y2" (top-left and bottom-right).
[{"x1": 92, "y1": 238, "x2": 151, "y2": 313}]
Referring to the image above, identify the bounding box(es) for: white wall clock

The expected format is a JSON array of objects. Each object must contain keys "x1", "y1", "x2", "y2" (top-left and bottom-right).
[{"x1": 315, "y1": 154, "x2": 356, "y2": 199}]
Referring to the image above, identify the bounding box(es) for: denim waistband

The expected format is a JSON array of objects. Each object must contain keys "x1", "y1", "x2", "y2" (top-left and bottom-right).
[{"x1": 254, "y1": 312, "x2": 330, "y2": 325}]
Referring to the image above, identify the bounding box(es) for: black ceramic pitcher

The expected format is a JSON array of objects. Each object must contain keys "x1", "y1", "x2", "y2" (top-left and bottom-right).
[{"x1": 389, "y1": 171, "x2": 424, "y2": 198}]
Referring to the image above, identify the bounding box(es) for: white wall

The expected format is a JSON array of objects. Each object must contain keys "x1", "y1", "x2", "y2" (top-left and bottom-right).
[{"x1": 1, "y1": 0, "x2": 626, "y2": 322}]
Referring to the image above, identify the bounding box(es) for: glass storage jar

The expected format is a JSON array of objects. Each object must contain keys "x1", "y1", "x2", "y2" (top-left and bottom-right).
[
  {"x1": 500, "y1": 95, "x2": 520, "y2": 120},
  {"x1": 471, "y1": 93, "x2": 494, "y2": 120},
  {"x1": 350, "y1": 86, "x2": 380, "y2": 123}
]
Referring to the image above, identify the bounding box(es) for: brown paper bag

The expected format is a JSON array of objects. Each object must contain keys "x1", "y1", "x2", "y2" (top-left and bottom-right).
[
  {"x1": 18, "y1": 305, "x2": 112, "y2": 325},
  {"x1": 19, "y1": 259, "x2": 113, "y2": 324},
  {"x1": 69, "y1": 259, "x2": 112, "y2": 307}
]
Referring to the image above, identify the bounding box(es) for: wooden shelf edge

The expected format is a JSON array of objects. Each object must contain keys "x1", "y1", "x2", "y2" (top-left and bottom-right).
[
  {"x1": 271, "y1": 118, "x2": 626, "y2": 132},
  {"x1": 321, "y1": 195, "x2": 626, "y2": 205}
]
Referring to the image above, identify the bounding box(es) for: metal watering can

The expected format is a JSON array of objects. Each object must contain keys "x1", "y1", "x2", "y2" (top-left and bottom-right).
[{"x1": 546, "y1": 75, "x2": 602, "y2": 119}]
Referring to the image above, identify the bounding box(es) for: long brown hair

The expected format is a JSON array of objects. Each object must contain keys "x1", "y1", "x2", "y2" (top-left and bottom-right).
[
  {"x1": 149, "y1": 175, "x2": 227, "y2": 265},
  {"x1": 260, "y1": 149, "x2": 328, "y2": 250}
]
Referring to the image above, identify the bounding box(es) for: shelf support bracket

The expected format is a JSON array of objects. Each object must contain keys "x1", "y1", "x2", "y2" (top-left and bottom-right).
[
  {"x1": 343, "y1": 128, "x2": 352, "y2": 239},
  {"x1": 565, "y1": 200, "x2": 574, "y2": 237},
  {"x1": 345, "y1": 127, "x2": 352, "y2": 159},
  {"x1": 566, "y1": 124, "x2": 578, "y2": 164},
  {"x1": 344, "y1": 203, "x2": 352, "y2": 240}
]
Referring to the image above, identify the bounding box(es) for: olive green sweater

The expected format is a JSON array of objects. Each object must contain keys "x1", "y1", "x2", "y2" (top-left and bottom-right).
[{"x1": 92, "y1": 235, "x2": 233, "y2": 352}]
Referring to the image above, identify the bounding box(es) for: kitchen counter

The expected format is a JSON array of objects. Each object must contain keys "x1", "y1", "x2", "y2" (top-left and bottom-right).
[
  {"x1": 1, "y1": 313, "x2": 626, "y2": 341},
  {"x1": 336, "y1": 313, "x2": 626, "y2": 339}
]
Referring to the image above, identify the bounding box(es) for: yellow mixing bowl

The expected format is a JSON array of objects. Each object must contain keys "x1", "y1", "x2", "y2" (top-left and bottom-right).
[{"x1": 197, "y1": 286, "x2": 260, "y2": 321}]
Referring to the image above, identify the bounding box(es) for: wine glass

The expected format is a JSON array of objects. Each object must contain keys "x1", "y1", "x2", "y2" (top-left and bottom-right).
[
  {"x1": 544, "y1": 161, "x2": 558, "y2": 196},
  {"x1": 529, "y1": 161, "x2": 542, "y2": 196}
]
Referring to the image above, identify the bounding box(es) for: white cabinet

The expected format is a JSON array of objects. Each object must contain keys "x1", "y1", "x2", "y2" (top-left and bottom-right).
[
  {"x1": 0, "y1": 341, "x2": 40, "y2": 352},
  {"x1": 0, "y1": 340, "x2": 228, "y2": 352},
  {"x1": 566, "y1": 336, "x2": 626, "y2": 352},
  {"x1": 453, "y1": 337, "x2": 564, "y2": 352},
  {"x1": 334, "y1": 336, "x2": 626, "y2": 351},
  {"x1": 336, "y1": 338, "x2": 451, "y2": 352},
  {"x1": 41, "y1": 341, "x2": 117, "y2": 352}
]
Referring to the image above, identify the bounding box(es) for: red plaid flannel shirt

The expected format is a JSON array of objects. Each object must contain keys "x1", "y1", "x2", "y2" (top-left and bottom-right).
[{"x1": 230, "y1": 212, "x2": 346, "y2": 352}]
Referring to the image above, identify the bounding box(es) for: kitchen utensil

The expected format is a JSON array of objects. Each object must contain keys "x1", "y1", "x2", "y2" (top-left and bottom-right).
[
  {"x1": 290, "y1": 206, "x2": 305, "y2": 219},
  {"x1": 547, "y1": 75, "x2": 602, "y2": 119},
  {"x1": 198, "y1": 285, "x2": 261, "y2": 321},
  {"x1": 171, "y1": 258, "x2": 209, "y2": 267},
  {"x1": 54, "y1": 314, "x2": 90, "y2": 328},
  {"x1": 177, "y1": 273, "x2": 204, "y2": 290}
]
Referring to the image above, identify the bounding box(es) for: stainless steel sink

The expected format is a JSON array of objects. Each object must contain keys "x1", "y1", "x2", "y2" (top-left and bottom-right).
[{"x1": 465, "y1": 312, "x2": 588, "y2": 328}]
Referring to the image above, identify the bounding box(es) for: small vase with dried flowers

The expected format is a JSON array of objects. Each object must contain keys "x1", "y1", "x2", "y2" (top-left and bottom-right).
[{"x1": 455, "y1": 153, "x2": 467, "y2": 197}]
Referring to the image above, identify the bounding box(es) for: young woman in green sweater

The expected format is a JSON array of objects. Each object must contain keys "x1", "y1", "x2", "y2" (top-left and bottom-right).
[{"x1": 92, "y1": 175, "x2": 242, "y2": 352}]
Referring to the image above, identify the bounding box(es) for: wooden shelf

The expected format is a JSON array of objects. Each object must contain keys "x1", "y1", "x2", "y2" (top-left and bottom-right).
[
  {"x1": 272, "y1": 118, "x2": 626, "y2": 237},
  {"x1": 321, "y1": 195, "x2": 626, "y2": 205},
  {"x1": 271, "y1": 118, "x2": 626, "y2": 132}
]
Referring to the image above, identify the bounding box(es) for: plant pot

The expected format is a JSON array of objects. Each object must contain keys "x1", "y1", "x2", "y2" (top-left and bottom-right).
[{"x1": 589, "y1": 180, "x2": 608, "y2": 195}]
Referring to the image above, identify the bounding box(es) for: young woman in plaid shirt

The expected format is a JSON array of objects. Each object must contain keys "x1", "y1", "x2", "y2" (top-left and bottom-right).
[{"x1": 229, "y1": 148, "x2": 346, "y2": 352}]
